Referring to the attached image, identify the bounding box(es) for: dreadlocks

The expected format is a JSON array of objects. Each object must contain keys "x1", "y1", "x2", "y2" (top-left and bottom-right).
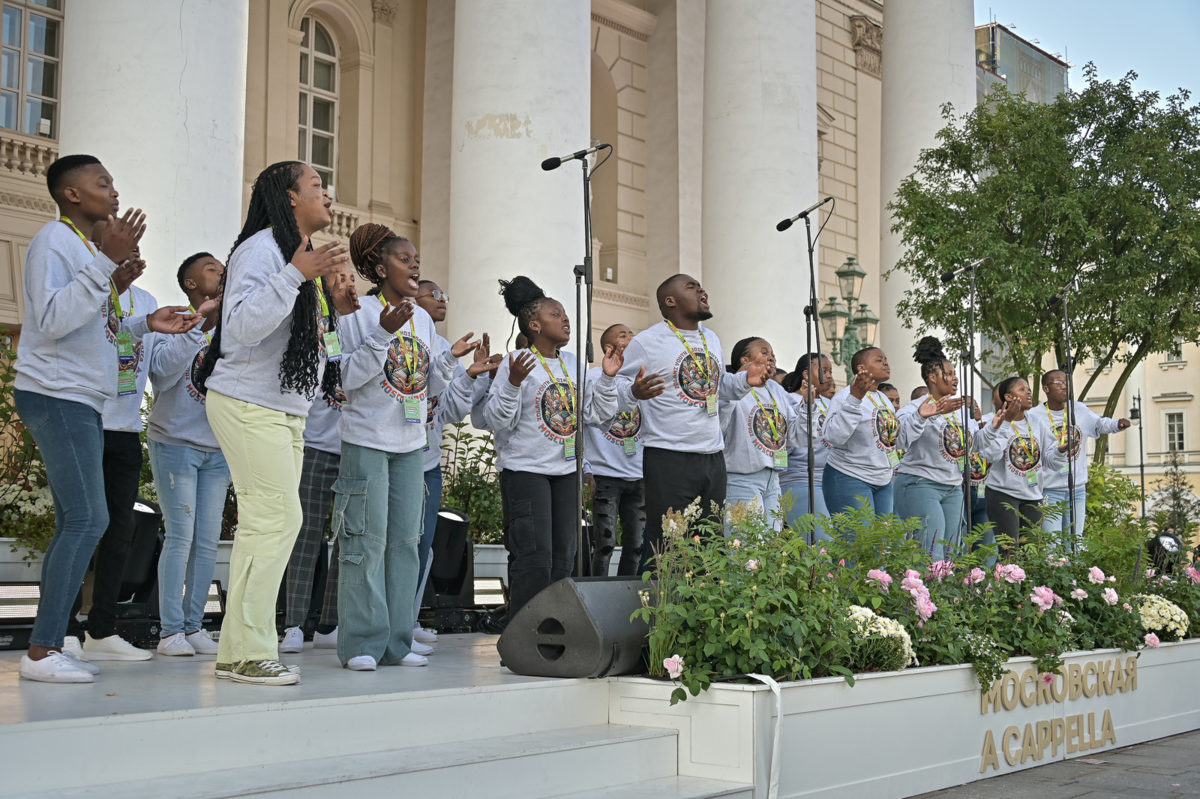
[{"x1": 194, "y1": 160, "x2": 341, "y2": 403}]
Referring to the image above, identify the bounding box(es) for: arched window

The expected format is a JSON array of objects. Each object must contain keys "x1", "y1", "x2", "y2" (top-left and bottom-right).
[{"x1": 298, "y1": 16, "x2": 338, "y2": 189}]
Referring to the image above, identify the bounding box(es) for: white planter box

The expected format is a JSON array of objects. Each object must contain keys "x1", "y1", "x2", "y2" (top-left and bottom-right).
[
  {"x1": 609, "y1": 639, "x2": 1200, "y2": 799},
  {"x1": 212, "y1": 540, "x2": 233, "y2": 590},
  {"x1": 0, "y1": 538, "x2": 42, "y2": 583},
  {"x1": 471, "y1": 543, "x2": 624, "y2": 587}
]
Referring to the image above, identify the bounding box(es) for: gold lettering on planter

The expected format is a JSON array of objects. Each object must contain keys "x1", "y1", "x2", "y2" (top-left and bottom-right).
[{"x1": 978, "y1": 655, "x2": 1136, "y2": 772}]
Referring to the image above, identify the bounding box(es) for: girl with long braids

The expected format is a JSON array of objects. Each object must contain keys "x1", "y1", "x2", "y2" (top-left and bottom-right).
[
  {"x1": 334, "y1": 223, "x2": 478, "y2": 671},
  {"x1": 721, "y1": 336, "x2": 798, "y2": 530},
  {"x1": 197, "y1": 161, "x2": 349, "y2": 685},
  {"x1": 779, "y1": 353, "x2": 834, "y2": 539},
  {"x1": 484, "y1": 276, "x2": 626, "y2": 616},
  {"x1": 894, "y1": 337, "x2": 968, "y2": 560}
]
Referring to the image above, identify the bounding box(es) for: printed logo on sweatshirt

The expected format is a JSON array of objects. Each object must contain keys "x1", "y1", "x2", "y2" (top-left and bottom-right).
[
  {"x1": 939, "y1": 420, "x2": 970, "y2": 463},
  {"x1": 1005, "y1": 435, "x2": 1041, "y2": 475},
  {"x1": 970, "y1": 453, "x2": 988, "y2": 484},
  {"x1": 326, "y1": 385, "x2": 347, "y2": 411},
  {"x1": 186, "y1": 345, "x2": 210, "y2": 401},
  {"x1": 674, "y1": 351, "x2": 722, "y2": 407},
  {"x1": 382, "y1": 332, "x2": 430, "y2": 399},
  {"x1": 538, "y1": 378, "x2": 577, "y2": 442},
  {"x1": 748, "y1": 404, "x2": 787, "y2": 454},
  {"x1": 425, "y1": 392, "x2": 439, "y2": 426},
  {"x1": 603, "y1": 409, "x2": 641, "y2": 444},
  {"x1": 873, "y1": 407, "x2": 899, "y2": 451}
]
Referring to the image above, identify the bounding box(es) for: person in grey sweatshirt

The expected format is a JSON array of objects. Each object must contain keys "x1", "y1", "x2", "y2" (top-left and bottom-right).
[
  {"x1": 894, "y1": 337, "x2": 968, "y2": 561},
  {"x1": 484, "y1": 276, "x2": 625, "y2": 616},
  {"x1": 780, "y1": 353, "x2": 834, "y2": 540},
  {"x1": 13, "y1": 154, "x2": 200, "y2": 684},
  {"x1": 194, "y1": 161, "x2": 349, "y2": 686}
]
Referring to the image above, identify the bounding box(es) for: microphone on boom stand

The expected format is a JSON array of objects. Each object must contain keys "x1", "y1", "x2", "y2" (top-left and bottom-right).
[
  {"x1": 776, "y1": 197, "x2": 834, "y2": 231},
  {"x1": 541, "y1": 143, "x2": 611, "y2": 172}
]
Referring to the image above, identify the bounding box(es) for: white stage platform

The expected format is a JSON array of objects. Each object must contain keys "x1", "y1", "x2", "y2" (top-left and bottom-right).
[{"x1": 0, "y1": 633, "x2": 752, "y2": 799}]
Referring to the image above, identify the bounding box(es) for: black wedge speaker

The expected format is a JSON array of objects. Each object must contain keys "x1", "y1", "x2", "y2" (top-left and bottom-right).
[{"x1": 496, "y1": 576, "x2": 649, "y2": 677}]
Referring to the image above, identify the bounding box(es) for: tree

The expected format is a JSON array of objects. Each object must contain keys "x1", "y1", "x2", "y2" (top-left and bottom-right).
[
  {"x1": 888, "y1": 66, "x2": 1200, "y2": 464},
  {"x1": 1151, "y1": 450, "x2": 1200, "y2": 537}
]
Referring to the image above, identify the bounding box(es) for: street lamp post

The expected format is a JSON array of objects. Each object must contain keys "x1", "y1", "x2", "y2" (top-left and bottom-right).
[
  {"x1": 1131, "y1": 390, "x2": 1146, "y2": 519},
  {"x1": 818, "y1": 257, "x2": 879, "y2": 383}
]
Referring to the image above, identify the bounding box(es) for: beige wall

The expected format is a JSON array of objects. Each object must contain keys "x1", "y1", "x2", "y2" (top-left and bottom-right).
[{"x1": 0, "y1": 135, "x2": 58, "y2": 329}]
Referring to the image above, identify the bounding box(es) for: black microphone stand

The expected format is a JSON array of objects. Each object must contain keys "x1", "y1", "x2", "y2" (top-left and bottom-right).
[
  {"x1": 960, "y1": 264, "x2": 978, "y2": 538},
  {"x1": 801, "y1": 214, "x2": 824, "y2": 516},
  {"x1": 1060, "y1": 279, "x2": 1078, "y2": 551}
]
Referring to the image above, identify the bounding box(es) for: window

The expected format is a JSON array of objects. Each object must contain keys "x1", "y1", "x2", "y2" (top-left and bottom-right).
[
  {"x1": 298, "y1": 17, "x2": 337, "y2": 190},
  {"x1": 1166, "y1": 339, "x2": 1184, "y2": 362},
  {"x1": 1166, "y1": 412, "x2": 1185, "y2": 452},
  {"x1": 1, "y1": 0, "x2": 62, "y2": 139}
]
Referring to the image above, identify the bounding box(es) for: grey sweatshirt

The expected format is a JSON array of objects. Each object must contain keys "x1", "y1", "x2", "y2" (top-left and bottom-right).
[
  {"x1": 617, "y1": 321, "x2": 750, "y2": 454},
  {"x1": 422, "y1": 339, "x2": 488, "y2": 471},
  {"x1": 780, "y1": 394, "x2": 830, "y2": 485},
  {"x1": 721, "y1": 378, "x2": 798, "y2": 475},
  {"x1": 1032, "y1": 402, "x2": 1123, "y2": 490},
  {"x1": 204, "y1": 229, "x2": 319, "y2": 417},
  {"x1": 101, "y1": 286, "x2": 159, "y2": 433},
  {"x1": 338, "y1": 300, "x2": 456, "y2": 455},
  {"x1": 146, "y1": 327, "x2": 218, "y2": 449},
  {"x1": 302, "y1": 385, "x2": 346, "y2": 456},
  {"x1": 484, "y1": 349, "x2": 620, "y2": 476},
  {"x1": 584, "y1": 366, "x2": 642, "y2": 480},
  {"x1": 973, "y1": 412, "x2": 1066, "y2": 500},
  {"x1": 823, "y1": 387, "x2": 901, "y2": 487},
  {"x1": 14, "y1": 220, "x2": 149, "y2": 411},
  {"x1": 896, "y1": 396, "x2": 975, "y2": 485}
]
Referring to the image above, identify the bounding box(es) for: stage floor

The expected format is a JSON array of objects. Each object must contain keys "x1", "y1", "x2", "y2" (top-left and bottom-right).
[{"x1": 0, "y1": 632, "x2": 547, "y2": 726}]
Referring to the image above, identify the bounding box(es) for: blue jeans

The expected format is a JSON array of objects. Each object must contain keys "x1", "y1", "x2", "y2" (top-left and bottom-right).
[
  {"x1": 894, "y1": 473, "x2": 964, "y2": 561},
  {"x1": 781, "y1": 477, "x2": 830, "y2": 542},
  {"x1": 14, "y1": 390, "x2": 108, "y2": 649},
  {"x1": 333, "y1": 443, "x2": 424, "y2": 665},
  {"x1": 822, "y1": 464, "x2": 894, "y2": 542},
  {"x1": 726, "y1": 468, "x2": 782, "y2": 531},
  {"x1": 414, "y1": 465, "x2": 442, "y2": 620},
  {"x1": 148, "y1": 439, "x2": 231, "y2": 636},
  {"x1": 1043, "y1": 485, "x2": 1087, "y2": 551}
]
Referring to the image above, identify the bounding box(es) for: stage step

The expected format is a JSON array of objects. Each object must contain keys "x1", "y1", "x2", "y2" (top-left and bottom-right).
[
  {"x1": 31, "y1": 724, "x2": 680, "y2": 799},
  {"x1": 553, "y1": 775, "x2": 756, "y2": 798}
]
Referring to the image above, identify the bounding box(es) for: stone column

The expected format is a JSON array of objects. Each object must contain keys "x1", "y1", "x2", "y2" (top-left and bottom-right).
[
  {"x1": 879, "y1": 0, "x2": 975, "y2": 392},
  {"x1": 59, "y1": 0, "x2": 249, "y2": 307},
  {"x1": 701, "y1": 0, "x2": 818, "y2": 358},
  {"x1": 447, "y1": 0, "x2": 590, "y2": 352}
]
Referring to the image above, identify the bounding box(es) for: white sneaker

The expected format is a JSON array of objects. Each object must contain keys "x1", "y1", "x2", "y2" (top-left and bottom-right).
[
  {"x1": 398, "y1": 652, "x2": 428, "y2": 667},
  {"x1": 60, "y1": 648, "x2": 101, "y2": 675},
  {"x1": 312, "y1": 628, "x2": 338, "y2": 649},
  {"x1": 411, "y1": 640, "x2": 434, "y2": 656},
  {"x1": 280, "y1": 626, "x2": 304, "y2": 654},
  {"x1": 185, "y1": 629, "x2": 219, "y2": 655},
  {"x1": 20, "y1": 652, "x2": 94, "y2": 683},
  {"x1": 62, "y1": 635, "x2": 85, "y2": 659},
  {"x1": 84, "y1": 633, "x2": 152, "y2": 661},
  {"x1": 413, "y1": 625, "x2": 438, "y2": 644},
  {"x1": 347, "y1": 655, "x2": 377, "y2": 671},
  {"x1": 157, "y1": 632, "x2": 196, "y2": 657}
]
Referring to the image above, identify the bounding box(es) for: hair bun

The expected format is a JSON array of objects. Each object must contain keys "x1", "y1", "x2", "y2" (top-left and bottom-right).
[
  {"x1": 913, "y1": 335, "x2": 946, "y2": 365},
  {"x1": 348, "y1": 223, "x2": 395, "y2": 269},
  {"x1": 498, "y1": 275, "x2": 546, "y2": 318}
]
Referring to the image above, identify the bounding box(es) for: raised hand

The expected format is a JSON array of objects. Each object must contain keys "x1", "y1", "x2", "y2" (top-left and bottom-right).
[
  {"x1": 450, "y1": 331, "x2": 480, "y2": 358},
  {"x1": 196, "y1": 294, "x2": 222, "y2": 332},
  {"x1": 994, "y1": 398, "x2": 1022, "y2": 426},
  {"x1": 849, "y1": 368, "x2": 876, "y2": 399},
  {"x1": 508, "y1": 350, "x2": 536, "y2": 387},
  {"x1": 378, "y1": 298, "x2": 413, "y2": 334},
  {"x1": 468, "y1": 353, "x2": 503, "y2": 378},
  {"x1": 110, "y1": 255, "x2": 146, "y2": 295},
  {"x1": 631, "y1": 366, "x2": 666, "y2": 400},
  {"x1": 99, "y1": 208, "x2": 147, "y2": 265},
  {"x1": 745, "y1": 361, "x2": 769, "y2": 387},
  {"x1": 292, "y1": 237, "x2": 349, "y2": 281},
  {"x1": 147, "y1": 305, "x2": 203, "y2": 335},
  {"x1": 332, "y1": 280, "x2": 360, "y2": 315},
  {"x1": 602, "y1": 342, "x2": 624, "y2": 377},
  {"x1": 918, "y1": 395, "x2": 966, "y2": 418},
  {"x1": 1117, "y1": 418, "x2": 1132, "y2": 430}
]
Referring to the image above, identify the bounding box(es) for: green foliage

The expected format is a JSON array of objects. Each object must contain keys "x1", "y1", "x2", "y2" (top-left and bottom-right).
[
  {"x1": 0, "y1": 339, "x2": 54, "y2": 559},
  {"x1": 889, "y1": 67, "x2": 1200, "y2": 429},
  {"x1": 440, "y1": 423, "x2": 503, "y2": 545},
  {"x1": 1082, "y1": 463, "x2": 1154, "y2": 588},
  {"x1": 1152, "y1": 450, "x2": 1200, "y2": 537}
]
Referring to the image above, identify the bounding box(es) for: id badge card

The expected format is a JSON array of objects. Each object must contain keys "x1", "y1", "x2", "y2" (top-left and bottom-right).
[
  {"x1": 956, "y1": 456, "x2": 967, "y2": 470},
  {"x1": 117, "y1": 365, "x2": 137, "y2": 396},
  {"x1": 623, "y1": 436, "x2": 637, "y2": 456},
  {"x1": 1026, "y1": 471, "x2": 1039, "y2": 486},
  {"x1": 705, "y1": 394, "x2": 718, "y2": 416},
  {"x1": 564, "y1": 434, "x2": 576, "y2": 460},
  {"x1": 887, "y1": 449, "x2": 901, "y2": 467},
  {"x1": 323, "y1": 331, "x2": 343, "y2": 362},
  {"x1": 773, "y1": 449, "x2": 788, "y2": 469},
  {"x1": 403, "y1": 395, "x2": 421, "y2": 423},
  {"x1": 115, "y1": 330, "x2": 135, "y2": 362},
  {"x1": 424, "y1": 426, "x2": 433, "y2": 452}
]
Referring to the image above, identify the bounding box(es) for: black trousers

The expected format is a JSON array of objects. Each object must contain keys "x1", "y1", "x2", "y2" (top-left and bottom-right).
[
  {"x1": 640, "y1": 447, "x2": 727, "y2": 573},
  {"x1": 500, "y1": 470, "x2": 579, "y2": 616},
  {"x1": 590, "y1": 476, "x2": 645, "y2": 576},
  {"x1": 68, "y1": 430, "x2": 142, "y2": 639},
  {"x1": 985, "y1": 486, "x2": 1043, "y2": 556}
]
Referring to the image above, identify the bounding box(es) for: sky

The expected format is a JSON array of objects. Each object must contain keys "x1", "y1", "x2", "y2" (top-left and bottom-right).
[{"x1": 974, "y1": 0, "x2": 1198, "y2": 101}]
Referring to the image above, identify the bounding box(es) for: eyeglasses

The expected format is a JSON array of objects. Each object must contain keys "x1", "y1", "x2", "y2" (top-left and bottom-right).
[
  {"x1": 420, "y1": 290, "x2": 449, "y2": 302},
  {"x1": 1047, "y1": 380, "x2": 1066, "y2": 386}
]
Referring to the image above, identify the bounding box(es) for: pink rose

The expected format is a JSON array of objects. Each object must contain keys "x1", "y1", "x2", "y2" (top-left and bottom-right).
[
  {"x1": 1030, "y1": 585, "x2": 1060, "y2": 612},
  {"x1": 746, "y1": 559, "x2": 760, "y2": 571},
  {"x1": 1185, "y1": 566, "x2": 1200, "y2": 585},
  {"x1": 915, "y1": 594, "x2": 938, "y2": 622},
  {"x1": 663, "y1": 654, "x2": 685, "y2": 679},
  {"x1": 1088, "y1": 566, "x2": 1106, "y2": 584},
  {"x1": 969, "y1": 567, "x2": 986, "y2": 585},
  {"x1": 1102, "y1": 587, "x2": 1118, "y2": 606},
  {"x1": 928, "y1": 560, "x2": 955, "y2": 582},
  {"x1": 867, "y1": 569, "x2": 893, "y2": 590},
  {"x1": 1040, "y1": 672, "x2": 1055, "y2": 686},
  {"x1": 1145, "y1": 568, "x2": 1156, "y2": 578},
  {"x1": 1123, "y1": 602, "x2": 1132, "y2": 612},
  {"x1": 994, "y1": 564, "x2": 1026, "y2": 584},
  {"x1": 1144, "y1": 632, "x2": 1160, "y2": 649},
  {"x1": 1070, "y1": 588, "x2": 1088, "y2": 601}
]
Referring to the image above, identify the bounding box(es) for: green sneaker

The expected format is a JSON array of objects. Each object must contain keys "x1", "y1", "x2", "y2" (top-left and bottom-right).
[
  {"x1": 230, "y1": 659, "x2": 300, "y2": 685},
  {"x1": 214, "y1": 662, "x2": 234, "y2": 679}
]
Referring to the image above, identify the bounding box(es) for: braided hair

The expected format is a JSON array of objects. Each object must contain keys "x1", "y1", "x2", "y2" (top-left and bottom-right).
[
  {"x1": 782, "y1": 352, "x2": 821, "y2": 393},
  {"x1": 348, "y1": 223, "x2": 412, "y2": 297},
  {"x1": 498, "y1": 276, "x2": 547, "y2": 343},
  {"x1": 194, "y1": 160, "x2": 341, "y2": 403},
  {"x1": 727, "y1": 336, "x2": 766, "y2": 374},
  {"x1": 913, "y1": 335, "x2": 951, "y2": 386}
]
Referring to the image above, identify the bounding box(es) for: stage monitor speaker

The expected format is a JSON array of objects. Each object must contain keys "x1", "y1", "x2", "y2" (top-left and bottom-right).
[{"x1": 496, "y1": 576, "x2": 648, "y2": 678}]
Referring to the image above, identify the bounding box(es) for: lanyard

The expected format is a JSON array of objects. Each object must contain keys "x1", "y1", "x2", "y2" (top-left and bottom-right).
[
  {"x1": 666, "y1": 320, "x2": 712, "y2": 385},
  {"x1": 315, "y1": 276, "x2": 332, "y2": 319},
  {"x1": 188, "y1": 304, "x2": 212, "y2": 343},
  {"x1": 928, "y1": 396, "x2": 966, "y2": 449},
  {"x1": 866, "y1": 391, "x2": 896, "y2": 422},
  {"x1": 1010, "y1": 419, "x2": 1037, "y2": 463},
  {"x1": 61, "y1": 217, "x2": 132, "y2": 317},
  {"x1": 1045, "y1": 406, "x2": 1068, "y2": 443},
  {"x1": 377, "y1": 295, "x2": 417, "y2": 375},
  {"x1": 60, "y1": 216, "x2": 95, "y2": 255},
  {"x1": 530, "y1": 345, "x2": 576, "y2": 415},
  {"x1": 749, "y1": 387, "x2": 783, "y2": 444}
]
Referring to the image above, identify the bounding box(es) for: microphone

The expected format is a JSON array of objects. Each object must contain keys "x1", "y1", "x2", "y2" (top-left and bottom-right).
[
  {"x1": 776, "y1": 197, "x2": 834, "y2": 231},
  {"x1": 541, "y1": 143, "x2": 611, "y2": 171},
  {"x1": 940, "y1": 257, "x2": 990, "y2": 283}
]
